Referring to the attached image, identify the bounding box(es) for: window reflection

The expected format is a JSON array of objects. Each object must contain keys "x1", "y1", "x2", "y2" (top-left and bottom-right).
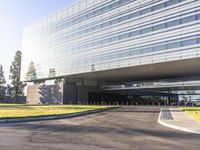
[{"x1": 21, "y1": 0, "x2": 199, "y2": 81}]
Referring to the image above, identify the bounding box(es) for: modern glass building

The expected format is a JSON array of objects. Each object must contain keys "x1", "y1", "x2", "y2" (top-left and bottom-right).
[{"x1": 21, "y1": 0, "x2": 200, "y2": 104}]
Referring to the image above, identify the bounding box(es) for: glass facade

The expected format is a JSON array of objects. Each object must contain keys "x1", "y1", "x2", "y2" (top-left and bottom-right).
[{"x1": 21, "y1": 0, "x2": 200, "y2": 81}]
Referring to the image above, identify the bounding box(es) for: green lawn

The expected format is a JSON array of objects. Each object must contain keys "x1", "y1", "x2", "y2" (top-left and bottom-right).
[
  {"x1": 181, "y1": 107, "x2": 200, "y2": 122},
  {"x1": 0, "y1": 104, "x2": 111, "y2": 119}
]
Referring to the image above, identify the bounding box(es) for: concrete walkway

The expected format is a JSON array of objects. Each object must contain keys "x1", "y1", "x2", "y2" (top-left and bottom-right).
[{"x1": 158, "y1": 108, "x2": 200, "y2": 134}]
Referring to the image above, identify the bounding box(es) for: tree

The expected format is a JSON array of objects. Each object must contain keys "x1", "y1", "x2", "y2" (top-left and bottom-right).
[
  {"x1": 25, "y1": 61, "x2": 37, "y2": 80},
  {"x1": 6, "y1": 84, "x2": 12, "y2": 96},
  {"x1": 0, "y1": 65, "x2": 6, "y2": 100},
  {"x1": 9, "y1": 51, "x2": 26, "y2": 102},
  {"x1": 48, "y1": 68, "x2": 56, "y2": 78}
]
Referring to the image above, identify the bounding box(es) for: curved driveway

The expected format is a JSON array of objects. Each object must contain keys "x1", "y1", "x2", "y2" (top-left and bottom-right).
[{"x1": 0, "y1": 106, "x2": 199, "y2": 150}]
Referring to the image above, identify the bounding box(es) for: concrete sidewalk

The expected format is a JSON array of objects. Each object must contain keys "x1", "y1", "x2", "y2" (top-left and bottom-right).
[{"x1": 158, "y1": 108, "x2": 200, "y2": 134}]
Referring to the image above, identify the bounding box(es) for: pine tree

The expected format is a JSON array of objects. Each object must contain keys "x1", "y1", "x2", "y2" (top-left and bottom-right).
[
  {"x1": 9, "y1": 51, "x2": 26, "y2": 101},
  {"x1": 0, "y1": 65, "x2": 6, "y2": 100},
  {"x1": 48, "y1": 68, "x2": 56, "y2": 78},
  {"x1": 6, "y1": 84, "x2": 12, "y2": 96},
  {"x1": 25, "y1": 61, "x2": 37, "y2": 80}
]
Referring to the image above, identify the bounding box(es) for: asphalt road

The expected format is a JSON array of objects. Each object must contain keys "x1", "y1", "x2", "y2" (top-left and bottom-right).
[{"x1": 0, "y1": 106, "x2": 199, "y2": 150}]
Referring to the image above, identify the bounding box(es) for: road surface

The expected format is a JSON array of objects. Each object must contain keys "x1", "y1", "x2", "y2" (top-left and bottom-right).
[{"x1": 0, "y1": 106, "x2": 199, "y2": 150}]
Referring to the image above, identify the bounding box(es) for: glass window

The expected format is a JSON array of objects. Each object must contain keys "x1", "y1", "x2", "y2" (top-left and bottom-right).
[
  {"x1": 85, "y1": 44, "x2": 89, "y2": 48},
  {"x1": 129, "y1": 11, "x2": 140, "y2": 19},
  {"x1": 96, "y1": 25, "x2": 101, "y2": 30},
  {"x1": 120, "y1": 51, "x2": 129, "y2": 58},
  {"x1": 95, "y1": 9, "x2": 102, "y2": 15},
  {"x1": 154, "y1": 44, "x2": 166, "y2": 51},
  {"x1": 94, "y1": 57, "x2": 101, "y2": 63},
  {"x1": 102, "y1": 38, "x2": 110, "y2": 44},
  {"x1": 197, "y1": 38, "x2": 200, "y2": 44},
  {"x1": 130, "y1": 30, "x2": 140, "y2": 37},
  {"x1": 152, "y1": 3, "x2": 164, "y2": 11},
  {"x1": 140, "y1": 7, "x2": 152, "y2": 15},
  {"x1": 87, "y1": 43, "x2": 93, "y2": 47},
  {"x1": 102, "y1": 55, "x2": 110, "y2": 61},
  {"x1": 130, "y1": 50, "x2": 141, "y2": 56},
  {"x1": 87, "y1": 12, "x2": 93, "y2": 18},
  {"x1": 102, "y1": 5, "x2": 110, "y2": 12},
  {"x1": 121, "y1": 0, "x2": 130, "y2": 3},
  {"x1": 141, "y1": 27, "x2": 152, "y2": 34},
  {"x1": 120, "y1": 33, "x2": 130, "y2": 39},
  {"x1": 95, "y1": 41, "x2": 101, "y2": 46},
  {"x1": 79, "y1": 60, "x2": 85, "y2": 67},
  {"x1": 166, "y1": 20, "x2": 179, "y2": 28},
  {"x1": 93, "y1": 41, "x2": 98, "y2": 46},
  {"x1": 141, "y1": 47, "x2": 153, "y2": 54},
  {"x1": 153, "y1": 24, "x2": 165, "y2": 31},
  {"x1": 110, "y1": 53, "x2": 119, "y2": 59},
  {"x1": 118, "y1": 35, "x2": 122, "y2": 40},
  {"x1": 195, "y1": 14, "x2": 200, "y2": 20},
  {"x1": 100, "y1": 24, "x2": 105, "y2": 28},
  {"x1": 85, "y1": 59, "x2": 91, "y2": 65},
  {"x1": 80, "y1": 45, "x2": 86, "y2": 49},
  {"x1": 167, "y1": 41, "x2": 180, "y2": 49},
  {"x1": 111, "y1": 36, "x2": 120, "y2": 42},
  {"x1": 181, "y1": 39, "x2": 196, "y2": 47},
  {"x1": 111, "y1": 19, "x2": 119, "y2": 25},
  {"x1": 103, "y1": 21, "x2": 111, "y2": 27},
  {"x1": 180, "y1": 16, "x2": 195, "y2": 24},
  {"x1": 72, "y1": 61, "x2": 79, "y2": 67},
  {"x1": 111, "y1": 2, "x2": 119, "y2": 8},
  {"x1": 121, "y1": 15, "x2": 129, "y2": 22},
  {"x1": 165, "y1": 0, "x2": 179, "y2": 7}
]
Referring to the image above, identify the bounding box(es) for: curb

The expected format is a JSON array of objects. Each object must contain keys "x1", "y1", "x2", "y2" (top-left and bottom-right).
[
  {"x1": 0, "y1": 107, "x2": 119, "y2": 123},
  {"x1": 158, "y1": 108, "x2": 200, "y2": 135}
]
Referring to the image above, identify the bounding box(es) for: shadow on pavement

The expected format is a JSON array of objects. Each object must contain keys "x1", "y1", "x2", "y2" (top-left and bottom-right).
[
  {"x1": 1, "y1": 122, "x2": 200, "y2": 140},
  {"x1": 109, "y1": 107, "x2": 160, "y2": 113}
]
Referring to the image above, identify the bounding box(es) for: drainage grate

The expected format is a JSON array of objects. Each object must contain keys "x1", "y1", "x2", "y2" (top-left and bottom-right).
[{"x1": 160, "y1": 109, "x2": 173, "y2": 120}]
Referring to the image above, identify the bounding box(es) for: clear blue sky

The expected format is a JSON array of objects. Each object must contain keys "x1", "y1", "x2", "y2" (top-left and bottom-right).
[{"x1": 0, "y1": 0, "x2": 75, "y2": 82}]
